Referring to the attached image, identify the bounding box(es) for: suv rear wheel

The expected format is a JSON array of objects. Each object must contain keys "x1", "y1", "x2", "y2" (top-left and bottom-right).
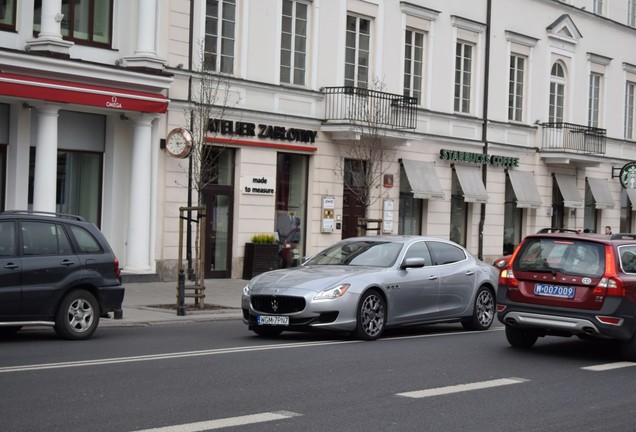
[
  {"x1": 505, "y1": 325, "x2": 538, "y2": 348},
  {"x1": 54, "y1": 289, "x2": 100, "y2": 340},
  {"x1": 620, "y1": 332, "x2": 636, "y2": 362}
]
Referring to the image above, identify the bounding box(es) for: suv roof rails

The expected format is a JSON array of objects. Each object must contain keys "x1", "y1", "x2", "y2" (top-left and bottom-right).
[
  {"x1": 0, "y1": 210, "x2": 87, "y2": 222},
  {"x1": 610, "y1": 233, "x2": 636, "y2": 240},
  {"x1": 536, "y1": 228, "x2": 579, "y2": 233}
]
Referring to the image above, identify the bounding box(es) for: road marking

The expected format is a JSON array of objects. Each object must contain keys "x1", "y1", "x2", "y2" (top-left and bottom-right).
[
  {"x1": 133, "y1": 411, "x2": 301, "y2": 432},
  {"x1": 0, "y1": 340, "x2": 362, "y2": 373},
  {"x1": 396, "y1": 378, "x2": 528, "y2": 399},
  {"x1": 582, "y1": 362, "x2": 636, "y2": 371},
  {"x1": 0, "y1": 328, "x2": 501, "y2": 374}
]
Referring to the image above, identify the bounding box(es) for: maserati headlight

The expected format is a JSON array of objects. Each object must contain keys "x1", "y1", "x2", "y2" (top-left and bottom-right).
[
  {"x1": 313, "y1": 284, "x2": 350, "y2": 300},
  {"x1": 242, "y1": 284, "x2": 251, "y2": 296}
]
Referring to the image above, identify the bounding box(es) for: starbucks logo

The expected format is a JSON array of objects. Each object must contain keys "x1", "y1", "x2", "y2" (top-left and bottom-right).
[{"x1": 620, "y1": 162, "x2": 636, "y2": 189}]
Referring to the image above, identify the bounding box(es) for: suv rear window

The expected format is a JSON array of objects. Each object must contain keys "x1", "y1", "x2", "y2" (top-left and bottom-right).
[
  {"x1": 69, "y1": 225, "x2": 104, "y2": 254},
  {"x1": 514, "y1": 238, "x2": 605, "y2": 278}
]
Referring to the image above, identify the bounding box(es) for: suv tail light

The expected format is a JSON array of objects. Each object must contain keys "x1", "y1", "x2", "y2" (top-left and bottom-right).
[
  {"x1": 592, "y1": 245, "x2": 626, "y2": 297},
  {"x1": 113, "y1": 257, "x2": 121, "y2": 279},
  {"x1": 499, "y1": 268, "x2": 518, "y2": 288}
]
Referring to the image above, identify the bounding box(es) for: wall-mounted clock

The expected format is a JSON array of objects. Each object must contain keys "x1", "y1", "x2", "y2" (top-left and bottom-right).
[{"x1": 165, "y1": 127, "x2": 193, "y2": 159}]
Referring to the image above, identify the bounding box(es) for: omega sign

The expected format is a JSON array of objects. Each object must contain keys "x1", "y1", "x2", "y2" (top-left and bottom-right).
[
  {"x1": 242, "y1": 176, "x2": 275, "y2": 195},
  {"x1": 106, "y1": 96, "x2": 123, "y2": 109},
  {"x1": 209, "y1": 119, "x2": 318, "y2": 144}
]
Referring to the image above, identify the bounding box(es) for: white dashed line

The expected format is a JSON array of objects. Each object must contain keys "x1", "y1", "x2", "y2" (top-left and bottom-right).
[
  {"x1": 396, "y1": 378, "x2": 528, "y2": 399},
  {"x1": 582, "y1": 362, "x2": 636, "y2": 371},
  {"x1": 132, "y1": 411, "x2": 301, "y2": 432}
]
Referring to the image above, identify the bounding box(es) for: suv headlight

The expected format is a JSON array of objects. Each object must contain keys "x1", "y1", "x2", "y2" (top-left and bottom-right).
[{"x1": 314, "y1": 284, "x2": 350, "y2": 300}]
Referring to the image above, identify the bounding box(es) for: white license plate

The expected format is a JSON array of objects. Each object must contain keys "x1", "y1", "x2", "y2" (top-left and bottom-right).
[
  {"x1": 257, "y1": 315, "x2": 289, "y2": 326},
  {"x1": 534, "y1": 283, "x2": 575, "y2": 299}
]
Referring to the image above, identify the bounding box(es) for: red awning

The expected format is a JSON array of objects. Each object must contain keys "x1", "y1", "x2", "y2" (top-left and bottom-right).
[{"x1": 0, "y1": 72, "x2": 169, "y2": 113}]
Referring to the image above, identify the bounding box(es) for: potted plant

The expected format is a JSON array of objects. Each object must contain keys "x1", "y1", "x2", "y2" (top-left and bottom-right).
[{"x1": 243, "y1": 233, "x2": 279, "y2": 280}]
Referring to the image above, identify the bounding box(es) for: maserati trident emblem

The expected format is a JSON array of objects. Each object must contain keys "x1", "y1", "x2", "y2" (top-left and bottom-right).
[{"x1": 271, "y1": 298, "x2": 279, "y2": 312}]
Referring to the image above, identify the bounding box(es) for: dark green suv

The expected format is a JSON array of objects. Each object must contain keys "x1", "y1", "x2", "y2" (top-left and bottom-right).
[{"x1": 0, "y1": 211, "x2": 124, "y2": 340}]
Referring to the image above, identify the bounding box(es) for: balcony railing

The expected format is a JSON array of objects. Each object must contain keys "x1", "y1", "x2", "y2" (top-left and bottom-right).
[
  {"x1": 322, "y1": 86, "x2": 418, "y2": 130},
  {"x1": 540, "y1": 122, "x2": 606, "y2": 155}
]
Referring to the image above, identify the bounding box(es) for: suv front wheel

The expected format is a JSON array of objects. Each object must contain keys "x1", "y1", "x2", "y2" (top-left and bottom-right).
[{"x1": 54, "y1": 289, "x2": 100, "y2": 340}]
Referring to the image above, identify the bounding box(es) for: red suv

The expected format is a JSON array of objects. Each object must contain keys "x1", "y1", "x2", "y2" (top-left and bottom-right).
[{"x1": 497, "y1": 231, "x2": 636, "y2": 360}]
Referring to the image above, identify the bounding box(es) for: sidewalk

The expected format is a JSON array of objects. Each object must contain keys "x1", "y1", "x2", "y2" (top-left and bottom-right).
[{"x1": 100, "y1": 278, "x2": 247, "y2": 327}]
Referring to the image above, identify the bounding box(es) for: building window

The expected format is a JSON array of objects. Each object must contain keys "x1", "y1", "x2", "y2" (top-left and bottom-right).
[
  {"x1": 503, "y1": 175, "x2": 522, "y2": 255},
  {"x1": 403, "y1": 29, "x2": 424, "y2": 104},
  {"x1": 280, "y1": 0, "x2": 308, "y2": 86},
  {"x1": 625, "y1": 81, "x2": 635, "y2": 139},
  {"x1": 588, "y1": 73, "x2": 601, "y2": 128},
  {"x1": 621, "y1": 190, "x2": 633, "y2": 233},
  {"x1": 29, "y1": 149, "x2": 103, "y2": 226},
  {"x1": 34, "y1": 0, "x2": 112, "y2": 46},
  {"x1": 276, "y1": 153, "x2": 308, "y2": 268},
  {"x1": 508, "y1": 54, "x2": 525, "y2": 122},
  {"x1": 0, "y1": 145, "x2": 5, "y2": 212},
  {"x1": 204, "y1": 0, "x2": 236, "y2": 74},
  {"x1": 345, "y1": 15, "x2": 370, "y2": 88},
  {"x1": 593, "y1": 0, "x2": 603, "y2": 15},
  {"x1": 549, "y1": 62, "x2": 566, "y2": 123},
  {"x1": 398, "y1": 166, "x2": 422, "y2": 235},
  {"x1": 584, "y1": 180, "x2": 598, "y2": 233},
  {"x1": 454, "y1": 41, "x2": 473, "y2": 114},
  {"x1": 0, "y1": 0, "x2": 17, "y2": 31},
  {"x1": 630, "y1": 0, "x2": 636, "y2": 27},
  {"x1": 450, "y1": 170, "x2": 467, "y2": 246}
]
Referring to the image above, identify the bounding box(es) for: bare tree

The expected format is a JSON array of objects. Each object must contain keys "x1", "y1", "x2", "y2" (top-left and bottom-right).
[{"x1": 334, "y1": 79, "x2": 397, "y2": 221}]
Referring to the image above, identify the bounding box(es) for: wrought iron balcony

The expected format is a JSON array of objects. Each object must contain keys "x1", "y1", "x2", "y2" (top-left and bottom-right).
[
  {"x1": 322, "y1": 86, "x2": 418, "y2": 130},
  {"x1": 540, "y1": 122, "x2": 606, "y2": 155}
]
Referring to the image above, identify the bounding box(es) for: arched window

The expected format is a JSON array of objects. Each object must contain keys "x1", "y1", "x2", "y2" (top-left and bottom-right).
[{"x1": 549, "y1": 62, "x2": 566, "y2": 123}]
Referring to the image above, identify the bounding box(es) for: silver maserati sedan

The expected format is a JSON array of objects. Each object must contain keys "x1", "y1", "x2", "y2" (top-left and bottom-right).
[{"x1": 241, "y1": 236, "x2": 499, "y2": 340}]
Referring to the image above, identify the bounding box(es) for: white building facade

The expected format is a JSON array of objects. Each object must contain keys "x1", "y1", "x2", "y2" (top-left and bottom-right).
[{"x1": 3, "y1": 0, "x2": 636, "y2": 281}]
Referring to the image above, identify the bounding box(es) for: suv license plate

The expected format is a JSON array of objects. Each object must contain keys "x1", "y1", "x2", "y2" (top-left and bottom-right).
[
  {"x1": 534, "y1": 283, "x2": 575, "y2": 299},
  {"x1": 257, "y1": 315, "x2": 289, "y2": 326}
]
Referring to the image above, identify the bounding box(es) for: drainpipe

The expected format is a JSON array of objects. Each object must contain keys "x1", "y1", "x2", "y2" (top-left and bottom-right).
[{"x1": 478, "y1": 0, "x2": 492, "y2": 260}]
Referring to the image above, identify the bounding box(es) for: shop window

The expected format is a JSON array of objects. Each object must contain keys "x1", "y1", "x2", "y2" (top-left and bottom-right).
[
  {"x1": 0, "y1": 145, "x2": 5, "y2": 212},
  {"x1": 275, "y1": 153, "x2": 308, "y2": 268},
  {"x1": 620, "y1": 190, "x2": 633, "y2": 233},
  {"x1": 0, "y1": 0, "x2": 17, "y2": 31},
  {"x1": 583, "y1": 181, "x2": 598, "y2": 232},
  {"x1": 28, "y1": 149, "x2": 103, "y2": 226},
  {"x1": 551, "y1": 176, "x2": 565, "y2": 229},
  {"x1": 398, "y1": 166, "x2": 422, "y2": 235},
  {"x1": 503, "y1": 176, "x2": 522, "y2": 255},
  {"x1": 34, "y1": 0, "x2": 112, "y2": 46},
  {"x1": 450, "y1": 170, "x2": 467, "y2": 246}
]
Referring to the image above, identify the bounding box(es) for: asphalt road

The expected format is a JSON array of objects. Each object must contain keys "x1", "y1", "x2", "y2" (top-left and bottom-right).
[{"x1": 1, "y1": 321, "x2": 635, "y2": 432}]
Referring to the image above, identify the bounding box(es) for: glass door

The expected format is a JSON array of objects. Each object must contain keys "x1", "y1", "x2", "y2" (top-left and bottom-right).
[{"x1": 203, "y1": 187, "x2": 233, "y2": 278}]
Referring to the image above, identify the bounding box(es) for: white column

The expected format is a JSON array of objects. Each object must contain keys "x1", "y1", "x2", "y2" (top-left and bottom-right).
[
  {"x1": 32, "y1": 105, "x2": 60, "y2": 213},
  {"x1": 122, "y1": 0, "x2": 165, "y2": 69},
  {"x1": 125, "y1": 116, "x2": 153, "y2": 273},
  {"x1": 26, "y1": 0, "x2": 73, "y2": 54},
  {"x1": 38, "y1": 0, "x2": 63, "y2": 39},
  {"x1": 136, "y1": 0, "x2": 157, "y2": 56}
]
